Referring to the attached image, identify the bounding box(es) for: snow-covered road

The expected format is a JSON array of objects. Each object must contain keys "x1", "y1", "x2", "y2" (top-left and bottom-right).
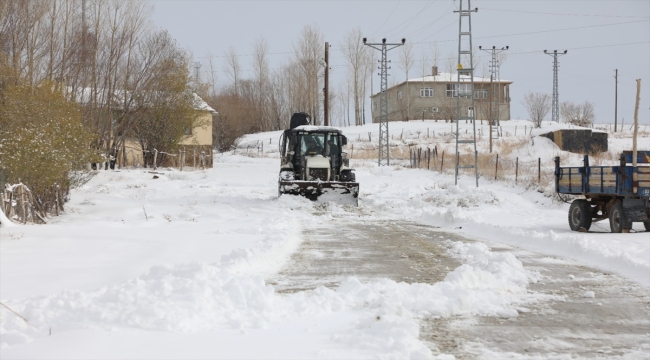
[
  {"x1": 271, "y1": 208, "x2": 649, "y2": 358},
  {"x1": 2, "y1": 142, "x2": 649, "y2": 359}
]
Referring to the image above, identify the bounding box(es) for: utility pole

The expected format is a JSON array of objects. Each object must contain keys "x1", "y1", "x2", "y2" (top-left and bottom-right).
[
  {"x1": 544, "y1": 50, "x2": 567, "y2": 123},
  {"x1": 633, "y1": 79, "x2": 641, "y2": 167},
  {"x1": 193, "y1": 62, "x2": 201, "y2": 88},
  {"x1": 324, "y1": 42, "x2": 329, "y2": 126},
  {"x1": 363, "y1": 37, "x2": 405, "y2": 166},
  {"x1": 479, "y1": 45, "x2": 508, "y2": 153},
  {"x1": 614, "y1": 69, "x2": 618, "y2": 132},
  {"x1": 454, "y1": 0, "x2": 479, "y2": 187}
]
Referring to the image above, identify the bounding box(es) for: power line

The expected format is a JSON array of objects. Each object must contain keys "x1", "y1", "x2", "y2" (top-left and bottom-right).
[
  {"x1": 200, "y1": 41, "x2": 649, "y2": 75},
  {"x1": 371, "y1": 0, "x2": 403, "y2": 36},
  {"x1": 403, "y1": 3, "x2": 455, "y2": 39},
  {"x1": 481, "y1": 7, "x2": 650, "y2": 19},
  {"x1": 382, "y1": 0, "x2": 437, "y2": 38},
  {"x1": 194, "y1": 19, "x2": 647, "y2": 61},
  {"x1": 412, "y1": 19, "x2": 649, "y2": 46}
]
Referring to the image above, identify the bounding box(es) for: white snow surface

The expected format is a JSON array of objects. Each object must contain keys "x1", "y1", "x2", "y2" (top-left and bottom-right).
[{"x1": 1, "y1": 119, "x2": 648, "y2": 359}]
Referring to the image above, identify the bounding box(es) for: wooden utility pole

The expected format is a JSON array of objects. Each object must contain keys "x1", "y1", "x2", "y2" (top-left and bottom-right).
[
  {"x1": 489, "y1": 72, "x2": 493, "y2": 153},
  {"x1": 324, "y1": 42, "x2": 329, "y2": 126},
  {"x1": 633, "y1": 79, "x2": 641, "y2": 167},
  {"x1": 614, "y1": 69, "x2": 618, "y2": 132}
]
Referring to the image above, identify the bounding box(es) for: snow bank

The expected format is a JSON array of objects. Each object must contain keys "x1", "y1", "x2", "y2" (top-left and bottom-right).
[
  {"x1": 2, "y1": 231, "x2": 550, "y2": 359},
  {"x1": 357, "y1": 163, "x2": 650, "y2": 287},
  {"x1": 0, "y1": 208, "x2": 15, "y2": 227}
]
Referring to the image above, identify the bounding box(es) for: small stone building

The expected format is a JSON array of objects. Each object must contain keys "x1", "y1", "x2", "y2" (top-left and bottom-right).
[{"x1": 541, "y1": 129, "x2": 608, "y2": 155}]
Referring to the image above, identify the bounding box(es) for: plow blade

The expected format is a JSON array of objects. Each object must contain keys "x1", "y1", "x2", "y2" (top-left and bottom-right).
[{"x1": 279, "y1": 181, "x2": 359, "y2": 206}]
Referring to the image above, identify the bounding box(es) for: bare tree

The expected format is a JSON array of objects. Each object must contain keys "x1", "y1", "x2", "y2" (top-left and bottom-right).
[
  {"x1": 419, "y1": 52, "x2": 430, "y2": 78},
  {"x1": 223, "y1": 46, "x2": 241, "y2": 95},
  {"x1": 399, "y1": 42, "x2": 414, "y2": 121},
  {"x1": 561, "y1": 101, "x2": 595, "y2": 127},
  {"x1": 340, "y1": 28, "x2": 368, "y2": 126},
  {"x1": 431, "y1": 42, "x2": 440, "y2": 70},
  {"x1": 252, "y1": 37, "x2": 269, "y2": 130},
  {"x1": 202, "y1": 50, "x2": 218, "y2": 98},
  {"x1": 522, "y1": 91, "x2": 551, "y2": 128},
  {"x1": 291, "y1": 24, "x2": 324, "y2": 125}
]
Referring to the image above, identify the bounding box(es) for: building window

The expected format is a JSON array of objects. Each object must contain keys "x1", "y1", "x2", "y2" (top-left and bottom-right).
[
  {"x1": 446, "y1": 84, "x2": 473, "y2": 98},
  {"x1": 474, "y1": 89, "x2": 487, "y2": 99},
  {"x1": 184, "y1": 126, "x2": 192, "y2": 136},
  {"x1": 398, "y1": 91, "x2": 402, "y2": 100},
  {"x1": 420, "y1": 87, "x2": 433, "y2": 97},
  {"x1": 431, "y1": 107, "x2": 439, "y2": 113}
]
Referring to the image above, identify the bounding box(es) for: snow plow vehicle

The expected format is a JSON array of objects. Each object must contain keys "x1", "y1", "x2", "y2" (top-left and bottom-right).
[
  {"x1": 278, "y1": 113, "x2": 359, "y2": 205},
  {"x1": 555, "y1": 150, "x2": 650, "y2": 233}
]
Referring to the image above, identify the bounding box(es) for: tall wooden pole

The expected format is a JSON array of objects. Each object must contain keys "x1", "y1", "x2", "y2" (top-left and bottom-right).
[
  {"x1": 324, "y1": 42, "x2": 329, "y2": 126},
  {"x1": 633, "y1": 79, "x2": 641, "y2": 167},
  {"x1": 614, "y1": 69, "x2": 618, "y2": 132},
  {"x1": 489, "y1": 72, "x2": 493, "y2": 153}
]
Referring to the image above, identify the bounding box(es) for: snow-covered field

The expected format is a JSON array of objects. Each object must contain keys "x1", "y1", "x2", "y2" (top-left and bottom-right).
[{"x1": 1, "y1": 120, "x2": 648, "y2": 359}]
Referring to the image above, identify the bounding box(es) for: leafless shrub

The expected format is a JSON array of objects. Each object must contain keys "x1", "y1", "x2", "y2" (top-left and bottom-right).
[
  {"x1": 561, "y1": 101, "x2": 595, "y2": 127},
  {"x1": 522, "y1": 92, "x2": 551, "y2": 128}
]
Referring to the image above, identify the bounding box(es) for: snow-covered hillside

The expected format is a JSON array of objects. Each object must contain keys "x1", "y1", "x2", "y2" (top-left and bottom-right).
[{"x1": 1, "y1": 119, "x2": 648, "y2": 359}]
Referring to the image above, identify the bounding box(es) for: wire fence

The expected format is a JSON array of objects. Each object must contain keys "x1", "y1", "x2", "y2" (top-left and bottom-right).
[
  {"x1": 117, "y1": 145, "x2": 213, "y2": 170},
  {"x1": 407, "y1": 145, "x2": 554, "y2": 187}
]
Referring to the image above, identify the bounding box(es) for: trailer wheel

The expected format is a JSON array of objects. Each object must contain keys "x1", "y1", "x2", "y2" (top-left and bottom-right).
[
  {"x1": 643, "y1": 221, "x2": 650, "y2": 232},
  {"x1": 609, "y1": 200, "x2": 631, "y2": 233},
  {"x1": 568, "y1": 199, "x2": 592, "y2": 231}
]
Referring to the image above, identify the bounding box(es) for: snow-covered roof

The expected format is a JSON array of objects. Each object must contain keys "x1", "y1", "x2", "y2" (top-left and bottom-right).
[
  {"x1": 408, "y1": 72, "x2": 511, "y2": 84},
  {"x1": 370, "y1": 72, "x2": 513, "y2": 97},
  {"x1": 69, "y1": 87, "x2": 216, "y2": 114},
  {"x1": 192, "y1": 93, "x2": 217, "y2": 114}
]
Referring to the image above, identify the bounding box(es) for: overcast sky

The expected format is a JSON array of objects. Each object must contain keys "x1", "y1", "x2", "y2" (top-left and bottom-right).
[{"x1": 151, "y1": 0, "x2": 650, "y2": 127}]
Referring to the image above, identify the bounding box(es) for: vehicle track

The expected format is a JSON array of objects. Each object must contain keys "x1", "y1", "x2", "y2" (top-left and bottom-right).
[{"x1": 269, "y1": 210, "x2": 650, "y2": 358}]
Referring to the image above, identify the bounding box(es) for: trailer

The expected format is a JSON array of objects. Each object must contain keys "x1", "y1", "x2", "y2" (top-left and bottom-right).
[{"x1": 554, "y1": 151, "x2": 650, "y2": 233}]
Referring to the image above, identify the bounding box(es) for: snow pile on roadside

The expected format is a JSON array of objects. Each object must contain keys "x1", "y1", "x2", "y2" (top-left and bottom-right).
[
  {"x1": 357, "y1": 163, "x2": 650, "y2": 287},
  {"x1": 1, "y1": 230, "x2": 548, "y2": 359}
]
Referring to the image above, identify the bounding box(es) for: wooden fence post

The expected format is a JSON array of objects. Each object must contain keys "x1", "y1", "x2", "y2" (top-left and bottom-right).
[
  {"x1": 538, "y1": 158, "x2": 541, "y2": 183},
  {"x1": 495, "y1": 154, "x2": 499, "y2": 180},
  {"x1": 440, "y1": 151, "x2": 445, "y2": 172},
  {"x1": 427, "y1": 148, "x2": 431, "y2": 169},
  {"x1": 22, "y1": 186, "x2": 27, "y2": 224},
  {"x1": 515, "y1": 157, "x2": 519, "y2": 184},
  {"x1": 54, "y1": 183, "x2": 60, "y2": 216}
]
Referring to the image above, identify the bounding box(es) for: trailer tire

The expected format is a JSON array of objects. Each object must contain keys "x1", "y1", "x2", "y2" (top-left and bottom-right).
[
  {"x1": 568, "y1": 199, "x2": 592, "y2": 231},
  {"x1": 609, "y1": 200, "x2": 631, "y2": 233},
  {"x1": 643, "y1": 221, "x2": 650, "y2": 232}
]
